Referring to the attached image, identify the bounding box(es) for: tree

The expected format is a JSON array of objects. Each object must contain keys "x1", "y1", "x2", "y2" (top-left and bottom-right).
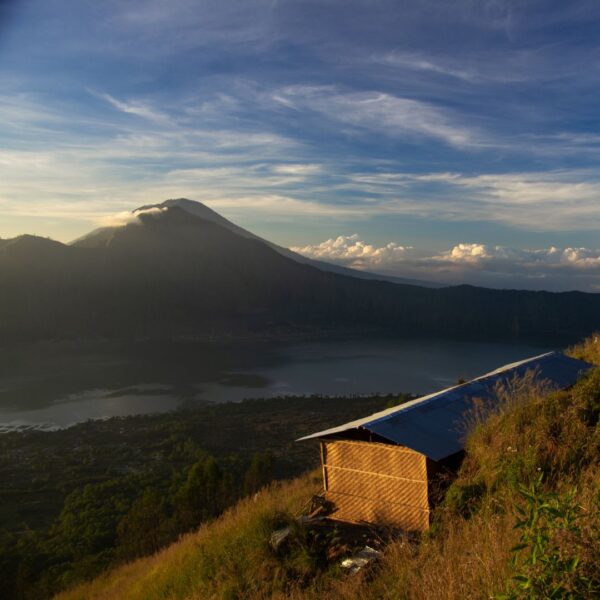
[
  {"x1": 116, "y1": 489, "x2": 169, "y2": 560},
  {"x1": 243, "y1": 452, "x2": 274, "y2": 495},
  {"x1": 174, "y1": 456, "x2": 225, "y2": 529}
]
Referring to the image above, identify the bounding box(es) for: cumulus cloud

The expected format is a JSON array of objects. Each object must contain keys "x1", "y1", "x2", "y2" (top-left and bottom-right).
[
  {"x1": 437, "y1": 243, "x2": 600, "y2": 271},
  {"x1": 291, "y1": 236, "x2": 600, "y2": 291},
  {"x1": 433, "y1": 244, "x2": 600, "y2": 290},
  {"x1": 291, "y1": 234, "x2": 413, "y2": 269},
  {"x1": 562, "y1": 247, "x2": 600, "y2": 268}
]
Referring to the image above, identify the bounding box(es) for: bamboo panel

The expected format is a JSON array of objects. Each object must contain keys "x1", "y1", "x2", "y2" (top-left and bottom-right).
[
  {"x1": 323, "y1": 440, "x2": 426, "y2": 481},
  {"x1": 320, "y1": 439, "x2": 431, "y2": 531},
  {"x1": 326, "y1": 490, "x2": 430, "y2": 531},
  {"x1": 324, "y1": 465, "x2": 428, "y2": 508}
]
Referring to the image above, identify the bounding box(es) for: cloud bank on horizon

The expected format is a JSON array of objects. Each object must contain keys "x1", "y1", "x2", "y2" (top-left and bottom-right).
[
  {"x1": 291, "y1": 236, "x2": 600, "y2": 292},
  {"x1": 2, "y1": 0, "x2": 600, "y2": 290}
]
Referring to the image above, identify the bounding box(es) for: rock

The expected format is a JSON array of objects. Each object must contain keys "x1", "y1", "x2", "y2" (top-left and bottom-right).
[
  {"x1": 270, "y1": 526, "x2": 292, "y2": 550},
  {"x1": 340, "y1": 545, "x2": 381, "y2": 574}
]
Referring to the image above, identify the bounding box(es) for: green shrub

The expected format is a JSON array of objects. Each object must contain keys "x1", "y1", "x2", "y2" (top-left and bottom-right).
[
  {"x1": 444, "y1": 478, "x2": 486, "y2": 518},
  {"x1": 497, "y1": 474, "x2": 599, "y2": 600}
]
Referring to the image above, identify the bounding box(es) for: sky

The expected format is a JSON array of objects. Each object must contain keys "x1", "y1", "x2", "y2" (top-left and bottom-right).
[{"x1": 1, "y1": 0, "x2": 600, "y2": 291}]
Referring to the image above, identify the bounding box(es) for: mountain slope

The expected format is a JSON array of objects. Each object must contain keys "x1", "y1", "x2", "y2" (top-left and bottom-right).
[
  {"x1": 2, "y1": 201, "x2": 600, "y2": 342},
  {"x1": 74, "y1": 198, "x2": 437, "y2": 287}
]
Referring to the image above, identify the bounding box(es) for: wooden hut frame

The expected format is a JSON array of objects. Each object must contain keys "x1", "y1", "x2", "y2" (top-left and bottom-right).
[{"x1": 321, "y1": 439, "x2": 432, "y2": 531}]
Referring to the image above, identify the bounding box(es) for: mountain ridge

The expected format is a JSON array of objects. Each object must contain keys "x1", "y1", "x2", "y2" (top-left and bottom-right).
[{"x1": 2, "y1": 199, "x2": 600, "y2": 343}]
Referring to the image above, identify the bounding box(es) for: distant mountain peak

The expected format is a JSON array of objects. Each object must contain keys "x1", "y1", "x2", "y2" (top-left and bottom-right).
[
  {"x1": 1, "y1": 234, "x2": 66, "y2": 250},
  {"x1": 137, "y1": 198, "x2": 221, "y2": 220},
  {"x1": 72, "y1": 198, "x2": 437, "y2": 287}
]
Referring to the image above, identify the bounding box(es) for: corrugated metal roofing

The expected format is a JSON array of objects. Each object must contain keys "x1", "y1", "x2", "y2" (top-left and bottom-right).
[{"x1": 298, "y1": 352, "x2": 593, "y2": 461}]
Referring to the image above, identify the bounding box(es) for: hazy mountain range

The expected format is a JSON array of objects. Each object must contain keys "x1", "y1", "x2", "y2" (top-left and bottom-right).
[{"x1": 1, "y1": 199, "x2": 599, "y2": 343}]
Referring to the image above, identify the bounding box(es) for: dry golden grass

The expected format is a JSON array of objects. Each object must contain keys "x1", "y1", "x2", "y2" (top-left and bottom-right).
[
  {"x1": 334, "y1": 513, "x2": 514, "y2": 600},
  {"x1": 56, "y1": 473, "x2": 323, "y2": 600},
  {"x1": 567, "y1": 332, "x2": 600, "y2": 365}
]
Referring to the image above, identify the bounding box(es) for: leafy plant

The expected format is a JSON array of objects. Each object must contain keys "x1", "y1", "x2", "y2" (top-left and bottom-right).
[
  {"x1": 498, "y1": 473, "x2": 598, "y2": 599},
  {"x1": 444, "y1": 478, "x2": 486, "y2": 518}
]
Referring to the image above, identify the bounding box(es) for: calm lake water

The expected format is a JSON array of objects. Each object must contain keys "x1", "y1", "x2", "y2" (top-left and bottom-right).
[{"x1": 0, "y1": 337, "x2": 553, "y2": 432}]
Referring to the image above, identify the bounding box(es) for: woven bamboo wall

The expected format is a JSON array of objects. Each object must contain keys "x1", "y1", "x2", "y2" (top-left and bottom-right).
[{"x1": 321, "y1": 439, "x2": 430, "y2": 531}]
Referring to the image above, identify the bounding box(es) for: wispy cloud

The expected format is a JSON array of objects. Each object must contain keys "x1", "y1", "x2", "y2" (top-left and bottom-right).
[
  {"x1": 273, "y1": 86, "x2": 479, "y2": 148},
  {"x1": 344, "y1": 170, "x2": 600, "y2": 230},
  {"x1": 3, "y1": 130, "x2": 600, "y2": 238},
  {"x1": 271, "y1": 163, "x2": 321, "y2": 176},
  {"x1": 97, "y1": 206, "x2": 168, "y2": 227},
  {"x1": 374, "y1": 52, "x2": 477, "y2": 82},
  {"x1": 95, "y1": 91, "x2": 172, "y2": 124}
]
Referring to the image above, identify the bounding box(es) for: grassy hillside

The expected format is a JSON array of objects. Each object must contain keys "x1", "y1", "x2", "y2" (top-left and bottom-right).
[{"x1": 58, "y1": 337, "x2": 600, "y2": 599}]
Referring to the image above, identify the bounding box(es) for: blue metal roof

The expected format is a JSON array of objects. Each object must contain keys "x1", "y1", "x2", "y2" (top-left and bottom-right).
[{"x1": 298, "y1": 352, "x2": 594, "y2": 461}]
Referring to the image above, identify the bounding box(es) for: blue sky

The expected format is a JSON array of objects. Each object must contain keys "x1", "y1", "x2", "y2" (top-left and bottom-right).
[{"x1": 2, "y1": 0, "x2": 600, "y2": 290}]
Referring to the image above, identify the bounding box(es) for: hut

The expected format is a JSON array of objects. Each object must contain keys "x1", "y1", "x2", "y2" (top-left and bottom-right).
[{"x1": 298, "y1": 351, "x2": 592, "y2": 532}]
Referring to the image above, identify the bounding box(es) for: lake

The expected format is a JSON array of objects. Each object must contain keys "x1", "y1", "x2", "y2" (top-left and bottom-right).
[{"x1": 0, "y1": 337, "x2": 553, "y2": 432}]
